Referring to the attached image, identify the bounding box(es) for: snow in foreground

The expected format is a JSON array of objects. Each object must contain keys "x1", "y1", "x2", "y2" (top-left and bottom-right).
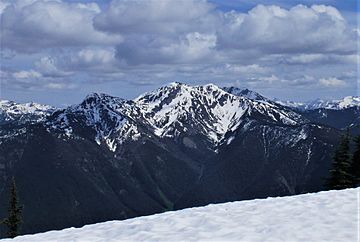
[{"x1": 3, "y1": 188, "x2": 359, "y2": 242}]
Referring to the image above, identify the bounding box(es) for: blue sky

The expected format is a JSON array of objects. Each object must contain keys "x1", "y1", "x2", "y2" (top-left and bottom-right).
[{"x1": 0, "y1": 0, "x2": 358, "y2": 106}]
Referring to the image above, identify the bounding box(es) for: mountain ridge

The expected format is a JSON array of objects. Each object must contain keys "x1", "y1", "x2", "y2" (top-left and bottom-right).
[
  {"x1": 6, "y1": 83, "x2": 310, "y2": 151},
  {"x1": 0, "y1": 82, "x2": 345, "y2": 236}
]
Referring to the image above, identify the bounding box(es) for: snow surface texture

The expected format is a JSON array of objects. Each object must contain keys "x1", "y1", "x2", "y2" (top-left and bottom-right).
[{"x1": 4, "y1": 188, "x2": 359, "y2": 242}]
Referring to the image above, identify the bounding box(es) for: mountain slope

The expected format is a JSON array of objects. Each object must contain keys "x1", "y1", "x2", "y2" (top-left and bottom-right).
[
  {"x1": 5, "y1": 188, "x2": 358, "y2": 242},
  {"x1": 176, "y1": 116, "x2": 339, "y2": 209}
]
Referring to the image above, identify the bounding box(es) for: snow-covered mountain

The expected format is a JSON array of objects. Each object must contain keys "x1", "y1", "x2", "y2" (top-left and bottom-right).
[
  {"x1": 0, "y1": 100, "x2": 55, "y2": 125},
  {"x1": 0, "y1": 83, "x2": 345, "y2": 237},
  {"x1": 5, "y1": 188, "x2": 357, "y2": 242},
  {"x1": 46, "y1": 93, "x2": 144, "y2": 151},
  {"x1": 41, "y1": 83, "x2": 307, "y2": 151},
  {"x1": 135, "y1": 83, "x2": 304, "y2": 144}
]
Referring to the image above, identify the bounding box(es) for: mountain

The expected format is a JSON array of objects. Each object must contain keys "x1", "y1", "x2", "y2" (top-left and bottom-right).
[
  {"x1": 0, "y1": 100, "x2": 56, "y2": 145},
  {"x1": 304, "y1": 96, "x2": 360, "y2": 110},
  {"x1": 300, "y1": 107, "x2": 360, "y2": 135},
  {"x1": 270, "y1": 95, "x2": 360, "y2": 134},
  {"x1": 0, "y1": 100, "x2": 55, "y2": 125},
  {"x1": 5, "y1": 188, "x2": 357, "y2": 242},
  {"x1": 273, "y1": 96, "x2": 360, "y2": 111},
  {"x1": 0, "y1": 83, "x2": 342, "y2": 237},
  {"x1": 136, "y1": 83, "x2": 305, "y2": 146},
  {"x1": 221, "y1": 86, "x2": 360, "y2": 133}
]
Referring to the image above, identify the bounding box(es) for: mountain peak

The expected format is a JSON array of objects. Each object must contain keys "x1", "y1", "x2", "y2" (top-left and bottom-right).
[
  {"x1": 168, "y1": 81, "x2": 186, "y2": 87},
  {"x1": 83, "y1": 92, "x2": 112, "y2": 101},
  {"x1": 222, "y1": 87, "x2": 267, "y2": 101},
  {"x1": 80, "y1": 92, "x2": 127, "y2": 109}
]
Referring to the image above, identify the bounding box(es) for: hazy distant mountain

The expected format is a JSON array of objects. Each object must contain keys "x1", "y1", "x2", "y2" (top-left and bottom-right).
[{"x1": 274, "y1": 96, "x2": 360, "y2": 111}]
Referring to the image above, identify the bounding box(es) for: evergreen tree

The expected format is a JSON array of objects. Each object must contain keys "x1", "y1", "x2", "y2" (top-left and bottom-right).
[
  {"x1": 326, "y1": 131, "x2": 353, "y2": 190},
  {"x1": 3, "y1": 177, "x2": 22, "y2": 238},
  {"x1": 350, "y1": 135, "x2": 360, "y2": 187}
]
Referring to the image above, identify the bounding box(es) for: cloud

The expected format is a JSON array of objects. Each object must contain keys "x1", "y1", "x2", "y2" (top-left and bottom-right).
[
  {"x1": 0, "y1": 0, "x2": 9, "y2": 14},
  {"x1": 319, "y1": 77, "x2": 346, "y2": 87},
  {"x1": 280, "y1": 54, "x2": 358, "y2": 65},
  {"x1": 63, "y1": 47, "x2": 122, "y2": 74},
  {"x1": 21, "y1": 48, "x2": 124, "y2": 85},
  {"x1": 2, "y1": 68, "x2": 77, "y2": 90},
  {"x1": 12, "y1": 70, "x2": 42, "y2": 79},
  {"x1": 91, "y1": 2, "x2": 357, "y2": 67},
  {"x1": 1, "y1": 0, "x2": 122, "y2": 53},
  {"x1": 115, "y1": 32, "x2": 217, "y2": 65},
  {"x1": 93, "y1": 0, "x2": 220, "y2": 65},
  {"x1": 72, "y1": 48, "x2": 117, "y2": 66},
  {"x1": 35, "y1": 56, "x2": 72, "y2": 77},
  {"x1": 217, "y1": 4, "x2": 356, "y2": 55},
  {"x1": 44, "y1": 82, "x2": 76, "y2": 90},
  {"x1": 94, "y1": 0, "x2": 217, "y2": 35},
  {"x1": 0, "y1": 0, "x2": 357, "y2": 101}
]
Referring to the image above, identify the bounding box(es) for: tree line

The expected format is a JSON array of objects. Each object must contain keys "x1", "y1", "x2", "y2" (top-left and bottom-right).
[
  {"x1": 1, "y1": 177, "x2": 22, "y2": 238},
  {"x1": 327, "y1": 131, "x2": 360, "y2": 189}
]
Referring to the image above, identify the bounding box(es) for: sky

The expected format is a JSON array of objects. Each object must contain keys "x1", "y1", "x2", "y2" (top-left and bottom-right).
[{"x1": 0, "y1": 0, "x2": 358, "y2": 107}]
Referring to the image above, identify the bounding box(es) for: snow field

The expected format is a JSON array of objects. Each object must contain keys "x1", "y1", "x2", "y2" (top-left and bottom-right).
[{"x1": 4, "y1": 188, "x2": 358, "y2": 242}]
